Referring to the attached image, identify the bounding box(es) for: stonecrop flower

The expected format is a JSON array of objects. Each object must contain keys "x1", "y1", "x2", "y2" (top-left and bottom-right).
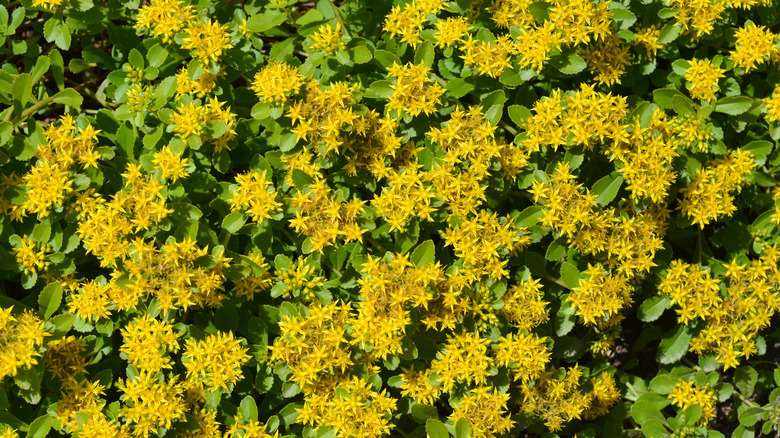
[
  {"x1": 668, "y1": 380, "x2": 716, "y2": 424},
  {"x1": 181, "y1": 18, "x2": 234, "y2": 63},
  {"x1": 251, "y1": 61, "x2": 305, "y2": 103},
  {"x1": 730, "y1": 22, "x2": 777, "y2": 72},
  {"x1": 765, "y1": 84, "x2": 780, "y2": 123},
  {"x1": 228, "y1": 170, "x2": 282, "y2": 224},
  {"x1": 134, "y1": 0, "x2": 195, "y2": 43},
  {"x1": 182, "y1": 331, "x2": 250, "y2": 391},
  {"x1": 0, "y1": 307, "x2": 48, "y2": 381},
  {"x1": 679, "y1": 149, "x2": 755, "y2": 227},
  {"x1": 386, "y1": 62, "x2": 445, "y2": 117},
  {"x1": 433, "y1": 16, "x2": 470, "y2": 48},
  {"x1": 460, "y1": 34, "x2": 515, "y2": 78},
  {"x1": 685, "y1": 58, "x2": 725, "y2": 100},
  {"x1": 309, "y1": 22, "x2": 345, "y2": 55}
]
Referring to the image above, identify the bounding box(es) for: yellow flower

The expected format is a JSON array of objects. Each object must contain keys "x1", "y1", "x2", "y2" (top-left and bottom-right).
[
  {"x1": 251, "y1": 61, "x2": 305, "y2": 103},
  {"x1": 134, "y1": 0, "x2": 195, "y2": 43},
  {"x1": 387, "y1": 62, "x2": 445, "y2": 117},
  {"x1": 765, "y1": 84, "x2": 780, "y2": 123},
  {"x1": 668, "y1": 380, "x2": 716, "y2": 424},
  {"x1": 685, "y1": 58, "x2": 725, "y2": 101},
  {"x1": 459, "y1": 34, "x2": 515, "y2": 78},
  {"x1": 310, "y1": 22, "x2": 345, "y2": 55},
  {"x1": 228, "y1": 170, "x2": 281, "y2": 224},
  {"x1": 730, "y1": 22, "x2": 777, "y2": 72},
  {"x1": 433, "y1": 17, "x2": 470, "y2": 48},
  {"x1": 181, "y1": 18, "x2": 234, "y2": 63},
  {"x1": 449, "y1": 387, "x2": 514, "y2": 438},
  {"x1": 152, "y1": 146, "x2": 190, "y2": 182},
  {"x1": 182, "y1": 331, "x2": 250, "y2": 391}
]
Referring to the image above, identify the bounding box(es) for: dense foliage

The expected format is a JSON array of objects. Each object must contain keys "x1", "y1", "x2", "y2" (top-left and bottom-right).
[{"x1": 1, "y1": 0, "x2": 780, "y2": 436}]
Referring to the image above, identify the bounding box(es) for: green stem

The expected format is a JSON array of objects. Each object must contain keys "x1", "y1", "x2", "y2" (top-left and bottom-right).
[
  {"x1": 500, "y1": 120, "x2": 517, "y2": 135},
  {"x1": 697, "y1": 228, "x2": 702, "y2": 265},
  {"x1": 543, "y1": 273, "x2": 570, "y2": 290},
  {"x1": 329, "y1": 0, "x2": 349, "y2": 37}
]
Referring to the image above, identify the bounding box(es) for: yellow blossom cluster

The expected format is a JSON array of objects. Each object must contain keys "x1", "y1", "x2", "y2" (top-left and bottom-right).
[
  {"x1": 668, "y1": 380, "x2": 717, "y2": 423},
  {"x1": 136, "y1": 0, "x2": 232, "y2": 63},
  {"x1": 441, "y1": 210, "x2": 529, "y2": 280},
  {"x1": 309, "y1": 22, "x2": 345, "y2": 55},
  {"x1": 287, "y1": 80, "x2": 359, "y2": 153},
  {"x1": 228, "y1": 170, "x2": 281, "y2": 224},
  {"x1": 679, "y1": 149, "x2": 755, "y2": 228},
  {"x1": 568, "y1": 264, "x2": 633, "y2": 326},
  {"x1": 730, "y1": 22, "x2": 778, "y2": 72},
  {"x1": 382, "y1": 0, "x2": 445, "y2": 46},
  {"x1": 297, "y1": 377, "x2": 397, "y2": 437},
  {"x1": 289, "y1": 178, "x2": 366, "y2": 252},
  {"x1": 182, "y1": 331, "x2": 250, "y2": 391},
  {"x1": 684, "y1": 58, "x2": 725, "y2": 101},
  {"x1": 124, "y1": 237, "x2": 231, "y2": 311},
  {"x1": 522, "y1": 84, "x2": 628, "y2": 152},
  {"x1": 449, "y1": 387, "x2": 514, "y2": 438},
  {"x1": 459, "y1": 35, "x2": 515, "y2": 78},
  {"x1": 251, "y1": 60, "x2": 305, "y2": 103},
  {"x1": 0, "y1": 307, "x2": 48, "y2": 381},
  {"x1": 661, "y1": 250, "x2": 780, "y2": 369},
  {"x1": 386, "y1": 62, "x2": 445, "y2": 117},
  {"x1": 352, "y1": 253, "x2": 441, "y2": 358},
  {"x1": 120, "y1": 315, "x2": 181, "y2": 373}
]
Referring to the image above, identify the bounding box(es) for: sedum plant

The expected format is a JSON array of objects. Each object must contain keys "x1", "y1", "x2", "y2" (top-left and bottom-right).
[{"x1": 0, "y1": 0, "x2": 779, "y2": 437}]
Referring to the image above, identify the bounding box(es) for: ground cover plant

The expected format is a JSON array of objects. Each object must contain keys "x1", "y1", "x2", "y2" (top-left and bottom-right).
[{"x1": 0, "y1": 0, "x2": 780, "y2": 436}]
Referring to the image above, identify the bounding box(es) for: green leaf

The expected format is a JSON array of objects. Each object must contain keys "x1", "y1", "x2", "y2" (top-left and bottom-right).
[
  {"x1": 657, "y1": 324, "x2": 692, "y2": 364},
  {"x1": 30, "y1": 57, "x2": 50, "y2": 85},
  {"x1": 12, "y1": 73, "x2": 32, "y2": 115},
  {"x1": 292, "y1": 169, "x2": 314, "y2": 188},
  {"x1": 592, "y1": 173, "x2": 623, "y2": 206},
  {"x1": 128, "y1": 48, "x2": 144, "y2": 70},
  {"x1": 638, "y1": 296, "x2": 670, "y2": 322},
  {"x1": 374, "y1": 49, "x2": 401, "y2": 68},
  {"x1": 426, "y1": 419, "x2": 449, "y2": 438},
  {"x1": 734, "y1": 366, "x2": 758, "y2": 397},
  {"x1": 507, "y1": 104, "x2": 531, "y2": 126},
  {"x1": 672, "y1": 94, "x2": 696, "y2": 116},
  {"x1": 269, "y1": 37, "x2": 297, "y2": 61},
  {"x1": 742, "y1": 140, "x2": 773, "y2": 157},
  {"x1": 367, "y1": 80, "x2": 393, "y2": 99},
  {"x1": 32, "y1": 221, "x2": 51, "y2": 245},
  {"x1": 445, "y1": 78, "x2": 474, "y2": 99},
  {"x1": 653, "y1": 88, "x2": 685, "y2": 110},
  {"x1": 715, "y1": 96, "x2": 753, "y2": 115},
  {"x1": 239, "y1": 395, "x2": 258, "y2": 421},
  {"x1": 350, "y1": 45, "x2": 372, "y2": 64},
  {"x1": 146, "y1": 44, "x2": 168, "y2": 68},
  {"x1": 658, "y1": 22, "x2": 681, "y2": 44},
  {"x1": 222, "y1": 211, "x2": 248, "y2": 234},
  {"x1": 549, "y1": 53, "x2": 587, "y2": 75},
  {"x1": 610, "y1": 6, "x2": 636, "y2": 29},
  {"x1": 38, "y1": 282, "x2": 62, "y2": 320},
  {"x1": 411, "y1": 403, "x2": 438, "y2": 423},
  {"x1": 53, "y1": 88, "x2": 84, "y2": 107},
  {"x1": 560, "y1": 262, "x2": 580, "y2": 289},
  {"x1": 414, "y1": 41, "x2": 434, "y2": 67},
  {"x1": 0, "y1": 121, "x2": 11, "y2": 147},
  {"x1": 454, "y1": 418, "x2": 471, "y2": 438},
  {"x1": 648, "y1": 374, "x2": 676, "y2": 394},
  {"x1": 631, "y1": 393, "x2": 672, "y2": 426},
  {"x1": 545, "y1": 237, "x2": 567, "y2": 261},
  {"x1": 25, "y1": 415, "x2": 51, "y2": 438},
  {"x1": 555, "y1": 299, "x2": 576, "y2": 336},
  {"x1": 246, "y1": 10, "x2": 287, "y2": 33},
  {"x1": 411, "y1": 240, "x2": 435, "y2": 266}
]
